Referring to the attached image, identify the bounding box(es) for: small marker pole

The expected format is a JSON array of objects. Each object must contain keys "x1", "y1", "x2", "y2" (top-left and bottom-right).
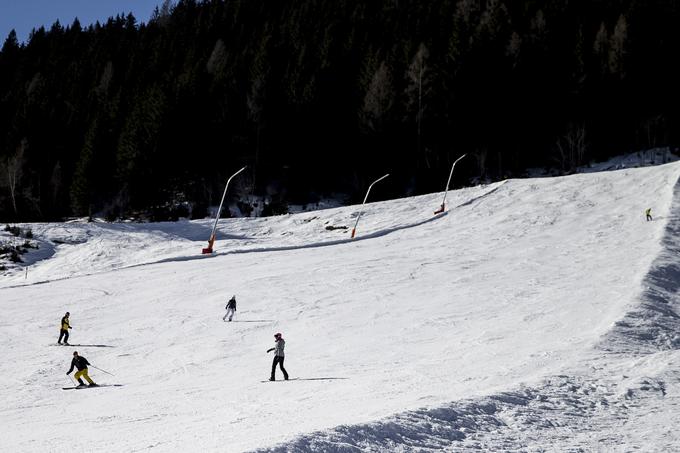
[{"x1": 90, "y1": 365, "x2": 115, "y2": 376}]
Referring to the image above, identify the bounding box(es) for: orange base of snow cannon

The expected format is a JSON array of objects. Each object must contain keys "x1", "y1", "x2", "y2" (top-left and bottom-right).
[{"x1": 202, "y1": 236, "x2": 215, "y2": 254}]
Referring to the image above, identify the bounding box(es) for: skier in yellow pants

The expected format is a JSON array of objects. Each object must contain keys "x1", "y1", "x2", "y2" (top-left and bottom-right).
[{"x1": 66, "y1": 351, "x2": 97, "y2": 387}]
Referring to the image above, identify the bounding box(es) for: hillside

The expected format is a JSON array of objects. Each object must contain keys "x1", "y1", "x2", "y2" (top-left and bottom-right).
[
  {"x1": 1, "y1": 161, "x2": 679, "y2": 451},
  {"x1": 3, "y1": 0, "x2": 680, "y2": 221}
]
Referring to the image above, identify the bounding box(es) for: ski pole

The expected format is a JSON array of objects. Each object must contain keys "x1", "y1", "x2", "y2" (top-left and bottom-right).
[
  {"x1": 90, "y1": 365, "x2": 115, "y2": 376},
  {"x1": 67, "y1": 375, "x2": 77, "y2": 386}
]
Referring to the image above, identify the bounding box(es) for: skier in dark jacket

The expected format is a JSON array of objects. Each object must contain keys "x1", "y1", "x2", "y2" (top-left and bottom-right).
[
  {"x1": 66, "y1": 351, "x2": 97, "y2": 387},
  {"x1": 267, "y1": 332, "x2": 289, "y2": 381},
  {"x1": 58, "y1": 312, "x2": 72, "y2": 345},
  {"x1": 223, "y1": 295, "x2": 237, "y2": 322}
]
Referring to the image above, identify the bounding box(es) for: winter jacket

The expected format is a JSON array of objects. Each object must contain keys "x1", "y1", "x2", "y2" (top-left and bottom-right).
[
  {"x1": 67, "y1": 356, "x2": 90, "y2": 373},
  {"x1": 273, "y1": 338, "x2": 285, "y2": 357},
  {"x1": 226, "y1": 298, "x2": 236, "y2": 310},
  {"x1": 61, "y1": 316, "x2": 70, "y2": 331}
]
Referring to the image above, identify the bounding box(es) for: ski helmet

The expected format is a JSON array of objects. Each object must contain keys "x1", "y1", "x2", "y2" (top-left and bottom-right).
[{"x1": 274, "y1": 332, "x2": 282, "y2": 338}]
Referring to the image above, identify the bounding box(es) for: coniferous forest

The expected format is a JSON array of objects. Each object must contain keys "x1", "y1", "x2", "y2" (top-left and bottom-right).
[{"x1": 1, "y1": 0, "x2": 679, "y2": 221}]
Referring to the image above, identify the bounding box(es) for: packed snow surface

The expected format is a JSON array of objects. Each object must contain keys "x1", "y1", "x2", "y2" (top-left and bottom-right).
[{"x1": 1, "y1": 162, "x2": 680, "y2": 452}]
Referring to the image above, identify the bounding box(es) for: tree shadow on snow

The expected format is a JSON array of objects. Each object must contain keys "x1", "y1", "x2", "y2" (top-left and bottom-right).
[
  {"x1": 122, "y1": 183, "x2": 507, "y2": 271},
  {"x1": 97, "y1": 221, "x2": 253, "y2": 242}
]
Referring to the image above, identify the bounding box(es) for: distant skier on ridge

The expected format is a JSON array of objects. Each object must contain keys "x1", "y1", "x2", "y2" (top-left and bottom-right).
[
  {"x1": 645, "y1": 208, "x2": 653, "y2": 221},
  {"x1": 58, "y1": 312, "x2": 72, "y2": 345},
  {"x1": 223, "y1": 295, "x2": 237, "y2": 322},
  {"x1": 267, "y1": 333, "x2": 289, "y2": 381},
  {"x1": 66, "y1": 351, "x2": 97, "y2": 387}
]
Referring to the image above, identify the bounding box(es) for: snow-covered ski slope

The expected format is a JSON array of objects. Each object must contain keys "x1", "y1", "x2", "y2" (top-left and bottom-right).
[{"x1": 1, "y1": 162, "x2": 680, "y2": 452}]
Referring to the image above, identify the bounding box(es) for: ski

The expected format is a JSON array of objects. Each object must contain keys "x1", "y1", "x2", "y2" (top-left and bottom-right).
[
  {"x1": 62, "y1": 384, "x2": 123, "y2": 390},
  {"x1": 260, "y1": 378, "x2": 298, "y2": 383},
  {"x1": 50, "y1": 344, "x2": 114, "y2": 348}
]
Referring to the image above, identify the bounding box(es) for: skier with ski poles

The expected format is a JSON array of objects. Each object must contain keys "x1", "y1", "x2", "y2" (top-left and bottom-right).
[
  {"x1": 223, "y1": 295, "x2": 237, "y2": 322},
  {"x1": 66, "y1": 351, "x2": 98, "y2": 387},
  {"x1": 58, "y1": 312, "x2": 72, "y2": 345},
  {"x1": 645, "y1": 208, "x2": 653, "y2": 221},
  {"x1": 267, "y1": 332, "x2": 289, "y2": 381}
]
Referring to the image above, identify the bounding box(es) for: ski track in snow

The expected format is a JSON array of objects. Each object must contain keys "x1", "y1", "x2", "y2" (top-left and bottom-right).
[{"x1": 1, "y1": 163, "x2": 680, "y2": 452}]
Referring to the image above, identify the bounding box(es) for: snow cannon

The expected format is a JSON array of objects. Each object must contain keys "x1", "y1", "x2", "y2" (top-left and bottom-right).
[
  {"x1": 202, "y1": 166, "x2": 247, "y2": 255},
  {"x1": 435, "y1": 153, "x2": 467, "y2": 216},
  {"x1": 350, "y1": 173, "x2": 390, "y2": 240}
]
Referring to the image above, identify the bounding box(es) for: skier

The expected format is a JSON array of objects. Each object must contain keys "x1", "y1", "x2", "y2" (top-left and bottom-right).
[
  {"x1": 267, "y1": 332, "x2": 289, "y2": 381},
  {"x1": 645, "y1": 208, "x2": 653, "y2": 221},
  {"x1": 66, "y1": 351, "x2": 97, "y2": 387},
  {"x1": 223, "y1": 295, "x2": 237, "y2": 322},
  {"x1": 58, "y1": 312, "x2": 72, "y2": 345}
]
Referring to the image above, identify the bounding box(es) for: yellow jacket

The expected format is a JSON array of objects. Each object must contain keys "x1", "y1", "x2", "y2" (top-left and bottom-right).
[{"x1": 61, "y1": 316, "x2": 70, "y2": 330}]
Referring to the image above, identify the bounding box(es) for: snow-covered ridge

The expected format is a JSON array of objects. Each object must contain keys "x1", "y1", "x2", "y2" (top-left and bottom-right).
[
  {"x1": 603, "y1": 176, "x2": 680, "y2": 354},
  {"x1": 254, "y1": 169, "x2": 680, "y2": 452},
  {"x1": 1, "y1": 162, "x2": 680, "y2": 452}
]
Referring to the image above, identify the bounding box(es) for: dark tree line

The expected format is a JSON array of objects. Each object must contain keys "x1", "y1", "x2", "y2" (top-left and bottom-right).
[{"x1": 1, "y1": 0, "x2": 679, "y2": 221}]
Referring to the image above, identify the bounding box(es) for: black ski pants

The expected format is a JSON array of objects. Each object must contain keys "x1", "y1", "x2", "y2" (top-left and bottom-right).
[
  {"x1": 271, "y1": 356, "x2": 288, "y2": 380},
  {"x1": 58, "y1": 329, "x2": 69, "y2": 344}
]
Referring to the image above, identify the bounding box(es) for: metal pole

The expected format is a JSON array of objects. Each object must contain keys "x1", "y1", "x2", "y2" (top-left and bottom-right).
[
  {"x1": 203, "y1": 166, "x2": 247, "y2": 253},
  {"x1": 435, "y1": 154, "x2": 466, "y2": 214},
  {"x1": 351, "y1": 174, "x2": 390, "y2": 239},
  {"x1": 90, "y1": 365, "x2": 115, "y2": 376}
]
